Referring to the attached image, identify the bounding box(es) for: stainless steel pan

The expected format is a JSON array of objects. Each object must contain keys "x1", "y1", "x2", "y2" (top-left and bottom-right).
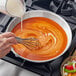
[{"x1": 6, "y1": 10, "x2": 72, "y2": 63}]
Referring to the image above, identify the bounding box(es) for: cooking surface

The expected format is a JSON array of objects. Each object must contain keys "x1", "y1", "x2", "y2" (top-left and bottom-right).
[
  {"x1": 12, "y1": 17, "x2": 67, "y2": 61},
  {"x1": 0, "y1": 0, "x2": 76, "y2": 76}
]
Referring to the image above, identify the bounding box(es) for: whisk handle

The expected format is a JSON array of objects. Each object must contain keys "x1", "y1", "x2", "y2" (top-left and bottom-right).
[{"x1": 15, "y1": 37, "x2": 23, "y2": 43}]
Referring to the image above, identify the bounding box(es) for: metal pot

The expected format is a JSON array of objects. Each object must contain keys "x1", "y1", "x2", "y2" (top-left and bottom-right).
[{"x1": 6, "y1": 10, "x2": 72, "y2": 63}]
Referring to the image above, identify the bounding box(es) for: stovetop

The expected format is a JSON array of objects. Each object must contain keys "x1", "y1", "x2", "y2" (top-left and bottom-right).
[{"x1": 1, "y1": 0, "x2": 76, "y2": 76}]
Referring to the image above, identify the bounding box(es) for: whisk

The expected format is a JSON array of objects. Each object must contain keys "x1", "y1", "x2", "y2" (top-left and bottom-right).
[{"x1": 16, "y1": 37, "x2": 41, "y2": 50}]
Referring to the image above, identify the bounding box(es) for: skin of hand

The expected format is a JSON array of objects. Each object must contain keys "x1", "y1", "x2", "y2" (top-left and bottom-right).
[{"x1": 0, "y1": 32, "x2": 17, "y2": 58}]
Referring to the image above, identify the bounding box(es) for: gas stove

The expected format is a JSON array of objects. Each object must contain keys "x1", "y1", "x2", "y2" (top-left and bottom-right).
[{"x1": 0, "y1": 0, "x2": 76, "y2": 76}]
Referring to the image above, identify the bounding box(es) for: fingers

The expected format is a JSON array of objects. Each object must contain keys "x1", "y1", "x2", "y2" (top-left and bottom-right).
[
  {"x1": 3, "y1": 47, "x2": 11, "y2": 54},
  {"x1": 0, "y1": 47, "x2": 11, "y2": 58},
  {"x1": 6, "y1": 37, "x2": 17, "y2": 44},
  {"x1": 0, "y1": 42, "x2": 12, "y2": 51},
  {"x1": 0, "y1": 37, "x2": 17, "y2": 50},
  {"x1": 0, "y1": 32, "x2": 17, "y2": 58},
  {"x1": 0, "y1": 32, "x2": 16, "y2": 38}
]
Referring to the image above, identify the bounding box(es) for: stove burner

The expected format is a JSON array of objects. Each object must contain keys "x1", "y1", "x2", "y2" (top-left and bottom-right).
[
  {"x1": 60, "y1": 0, "x2": 76, "y2": 16},
  {"x1": 50, "y1": 0, "x2": 76, "y2": 16},
  {"x1": 31, "y1": 0, "x2": 52, "y2": 10},
  {"x1": 53, "y1": 0, "x2": 63, "y2": 7}
]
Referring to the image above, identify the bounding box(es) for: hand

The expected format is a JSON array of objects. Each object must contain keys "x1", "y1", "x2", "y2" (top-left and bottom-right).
[{"x1": 0, "y1": 32, "x2": 17, "y2": 58}]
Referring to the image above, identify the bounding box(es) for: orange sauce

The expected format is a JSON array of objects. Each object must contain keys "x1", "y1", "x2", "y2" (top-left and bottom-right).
[{"x1": 12, "y1": 17, "x2": 67, "y2": 61}]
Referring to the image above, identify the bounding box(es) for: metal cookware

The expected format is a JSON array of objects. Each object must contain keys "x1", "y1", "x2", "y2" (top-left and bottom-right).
[{"x1": 6, "y1": 10, "x2": 72, "y2": 63}]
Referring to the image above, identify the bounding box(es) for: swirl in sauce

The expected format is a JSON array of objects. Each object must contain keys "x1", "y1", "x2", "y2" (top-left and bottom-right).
[{"x1": 12, "y1": 17, "x2": 67, "y2": 61}]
